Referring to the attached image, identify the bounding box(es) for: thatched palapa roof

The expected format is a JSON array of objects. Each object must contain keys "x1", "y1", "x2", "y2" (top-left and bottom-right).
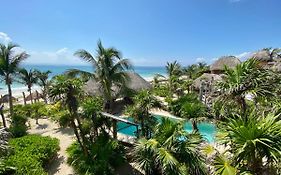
[
  {"x1": 193, "y1": 73, "x2": 222, "y2": 90},
  {"x1": 84, "y1": 72, "x2": 152, "y2": 97},
  {"x1": 210, "y1": 56, "x2": 241, "y2": 72},
  {"x1": 252, "y1": 50, "x2": 272, "y2": 62}
]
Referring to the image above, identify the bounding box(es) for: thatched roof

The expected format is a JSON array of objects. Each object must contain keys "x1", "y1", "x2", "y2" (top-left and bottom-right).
[
  {"x1": 0, "y1": 94, "x2": 16, "y2": 103},
  {"x1": 210, "y1": 56, "x2": 241, "y2": 71},
  {"x1": 271, "y1": 62, "x2": 281, "y2": 72},
  {"x1": 25, "y1": 91, "x2": 43, "y2": 101},
  {"x1": 193, "y1": 73, "x2": 222, "y2": 90},
  {"x1": 84, "y1": 72, "x2": 152, "y2": 97},
  {"x1": 252, "y1": 50, "x2": 272, "y2": 62}
]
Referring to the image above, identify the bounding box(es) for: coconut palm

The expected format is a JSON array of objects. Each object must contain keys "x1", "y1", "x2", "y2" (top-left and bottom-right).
[
  {"x1": 49, "y1": 75, "x2": 89, "y2": 156},
  {"x1": 184, "y1": 64, "x2": 197, "y2": 79},
  {"x1": 218, "y1": 111, "x2": 281, "y2": 174},
  {"x1": 165, "y1": 61, "x2": 182, "y2": 94},
  {"x1": 216, "y1": 58, "x2": 276, "y2": 116},
  {"x1": 35, "y1": 70, "x2": 51, "y2": 103},
  {"x1": 18, "y1": 68, "x2": 38, "y2": 104},
  {"x1": 0, "y1": 43, "x2": 29, "y2": 115},
  {"x1": 126, "y1": 90, "x2": 161, "y2": 138},
  {"x1": 131, "y1": 118, "x2": 207, "y2": 175},
  {"x1": 171, "y1": 93, "x2": 208, "y2": 132},
  {"x1": 67, "y1": 40, "x2": 131, "y2": 111}
]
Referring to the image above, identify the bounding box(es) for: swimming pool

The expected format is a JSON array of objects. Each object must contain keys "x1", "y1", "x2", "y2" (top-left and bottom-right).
[{"x1": 117, "y1": 114, "x2": 216, "y2": 142}]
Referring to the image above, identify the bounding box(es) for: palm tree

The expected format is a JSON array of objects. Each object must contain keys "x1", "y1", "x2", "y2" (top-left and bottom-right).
[
  {"x1": 49, "y1": 75, "x2": 89, "y2": 156},
  {"x1": 0, "y1": 43, "x2": 29, "y2": 115},
  {"x1": 184, "y1": 64, "x2": 197, "y2": 79},
  {"x1": 35, "y1": 70, "x2": 51, "y2": 103},
  {"x1": 68, "y1": 40, "x2": 131, "y2": 111},
  {"x1": 131, "y1": 118, "x2": 207, "y2": 175},
  {"x1": 216, "y1": 58, "x2": 276, "y2": 116},
  {"x1": 172, "y1": 93, "x2": 208, "y2": 132},
  {"x1": 218, "y1": 111, "x2": 281, "y2": 174},
  {"x1": 126, "y1": 90, "x2": 161, "y2": 138},
  {"x1": 18, "y1": 68, "x2": 38, "y2": 104},
  {"x1": 165, "y1": 61, "x2": 182, "y2": 94}
]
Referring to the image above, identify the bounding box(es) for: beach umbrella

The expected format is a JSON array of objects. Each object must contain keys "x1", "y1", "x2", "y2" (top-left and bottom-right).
[
  {"x1": 25, "y1": 91, "x2": 43, "y2": 101},
  {"x1": 0, "y1": 94, "x2": 16, "y2": 103},
  {"x1": 210, "y1": 56, "x2": 241, "y2": 74}
]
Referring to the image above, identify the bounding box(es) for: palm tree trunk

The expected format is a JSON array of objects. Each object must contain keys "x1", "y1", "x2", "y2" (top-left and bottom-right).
[
  {"x1": 71, "y1": 120, "x2": 88, "y2": 156},
  {"x1": 7, "y1": 83, "x2": 13, "y2": 115},
  {"x1": 43, "y1": 88, "x2": 48, "y2": 104},
  {"x1": 0, "y1": 105, "x2": 6, "y2": 128},
  {"x1": 29, "y1": 89, "x2": 33, "y2": 104},
  {"x1": 22, "y1": 92, "x2": 26, "y2": 105},
  {"x1": 75, "y1": 116, "x2": 89, "y2": 156},
  {"x1": 192, "y1": 120, "x2": 199, "y2": 132}
]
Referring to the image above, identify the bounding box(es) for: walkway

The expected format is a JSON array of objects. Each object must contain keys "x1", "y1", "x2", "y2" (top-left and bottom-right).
[{"x1": 28, "y1": 118, "x2": 75, "y2": 175}]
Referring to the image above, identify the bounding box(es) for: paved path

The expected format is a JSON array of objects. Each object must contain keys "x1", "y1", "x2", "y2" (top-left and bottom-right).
[{"x1": 28, "y1": 118, "x2": 75, "y2": 175}]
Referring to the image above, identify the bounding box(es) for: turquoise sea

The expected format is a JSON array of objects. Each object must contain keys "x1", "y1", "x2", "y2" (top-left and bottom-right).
[{"x1": 0, "y1": 65, "x2": 166, "y2": 90}]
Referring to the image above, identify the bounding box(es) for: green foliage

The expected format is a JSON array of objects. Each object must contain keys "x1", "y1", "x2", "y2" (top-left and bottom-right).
[
  {"x1": 9, "y1": 107, "x2": 28, "y2": 137},
  {"x1": 214, "y1": 155, "x2": 237, "y2": 175},
  {"x1": 169, "y1": 93, "x2": 207, "y2": 118},
  {"x1": 68, "y1": 40, "x2": 132, "y2": 103},
  {"x1": 125, "y1": 90, "x2": 161, "y2": 138},
  {"x1": 132, "y1": 118, "x2": 207, "y2": 175},
  {"x1": 152, "y1": 85, "x2": 170, "y2": 97},
  {"x1": 218, "y1": 111, "x2": 281, "y2": 174},
  {"x1": 183, "y1": 62, "x2": 209, "y2": 79},
  {"x1": 18, "y1": 68, "x2": 38, "y2": 91},
  {"x1": 67, "y1": 134, "x2": 126, "y2": 175},
  {"x1": 4, "y1": 135, "x2": 59, "y2": 175}
]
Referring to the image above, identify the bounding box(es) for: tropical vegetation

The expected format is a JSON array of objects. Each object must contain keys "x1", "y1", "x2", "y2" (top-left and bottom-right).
[{"x1": 0, "y1": 39, "x2": 281, "y2": 175}]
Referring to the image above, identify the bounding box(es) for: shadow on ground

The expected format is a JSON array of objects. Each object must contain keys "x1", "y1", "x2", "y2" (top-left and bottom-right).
[
  {"x1": 35, "y1": 123, "x2": 49, "y2": 130},
  {"x1": 53, "y1": 127, "x2": 74, "y2": 136}
]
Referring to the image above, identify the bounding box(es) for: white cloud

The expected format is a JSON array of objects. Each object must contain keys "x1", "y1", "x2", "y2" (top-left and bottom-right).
[
  {"x1": 195, "y1": 57, "x2": 206, "y2": 63},
  {"x1": 24, "y1": 48, "x2": 86, "y2": 65},
  {"x1": 236, "y1": 51, "x2": 254, "y2": 61},
  {"x1": 0, "y1": 32, "x2": 12, "y2": 44}
]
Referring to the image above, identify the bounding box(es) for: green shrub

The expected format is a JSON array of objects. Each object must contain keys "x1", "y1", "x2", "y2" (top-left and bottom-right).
[
  {"x1": 153, "y1": 85, "x2": 170, "y2": 97},
  {"x1": 9, "y1": 114, "x2": 28, "y2": 138},
  {"x1": 67, "y1": 134, "x2": 126, "y2": 175},
  {"x1": 5, "y1": 135, "x2": 59, "y2": 175}
]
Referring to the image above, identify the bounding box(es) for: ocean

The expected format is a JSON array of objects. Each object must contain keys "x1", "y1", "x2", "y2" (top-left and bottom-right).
[{"x1": 0, "y1": 65, "x2": 166, "y2": 90}]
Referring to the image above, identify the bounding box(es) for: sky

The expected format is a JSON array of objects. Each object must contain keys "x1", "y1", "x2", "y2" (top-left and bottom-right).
[{"x1": 0, "y1": 0, "x2": 280, "y2": 66}]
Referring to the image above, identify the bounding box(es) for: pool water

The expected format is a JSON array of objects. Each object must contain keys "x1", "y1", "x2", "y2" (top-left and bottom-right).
[{"x1": 117, "y1": 115, "x2": 216, "y2": 142}]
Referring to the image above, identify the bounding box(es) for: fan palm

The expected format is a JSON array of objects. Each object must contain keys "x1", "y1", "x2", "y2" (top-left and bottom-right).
[
  {"x1": 35, "y1": 70, "x2": 51, "y2": 103},
  {"x1": 0, "y1": 43, "x2": 29, "y2": 115},
  {"x1": 218, "y1": 111, "x2": 281, "y2": 174},
  {"x1": 18, "y1": 68, "x2": 38, "y2": 104},
  {"x1": 67, "y1": 40, "x2": 131, "y2": 111},
  {"x1": 131, "y1": 118, "x2": 207, "y2": 175}
]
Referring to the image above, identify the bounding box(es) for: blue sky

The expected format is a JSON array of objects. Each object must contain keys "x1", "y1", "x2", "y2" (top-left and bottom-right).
[{"x1": 0, "y1": 0, "x2": 280, "y2": 66}]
